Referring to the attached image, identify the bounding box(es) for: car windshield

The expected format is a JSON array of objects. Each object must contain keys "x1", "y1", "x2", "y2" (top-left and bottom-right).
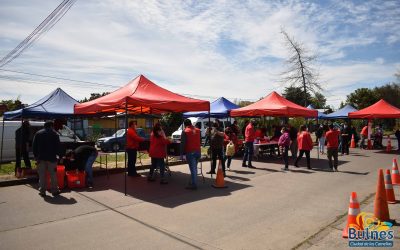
[{"x1": 111, "y1": 129, "x2": 125, "y2": 137}]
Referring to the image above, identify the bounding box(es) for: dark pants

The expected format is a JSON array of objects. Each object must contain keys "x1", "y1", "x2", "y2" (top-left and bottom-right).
[
  {"x1": 126, "y1": 148, "x2": 138, "y2": 176},
  {"x1": 242, "y1": 141, "x2": 254, "y2": 166},
  {"x1": 225, "y1": 155, "x2": 232, "y2": 168},
  {"x1": 327, "y1": 148, "x2": 338, "y2": 169},
  {"x1": 15, "y1": 145, "x2": 31, "y2": 171},
  {"x1": 295, "y1": 150, "x2": 310, "y2": 168},
  {"x1": 341, "y1": 137, "x2": 349, "y2": 154},
  {"x1": 149, "y1": 157, "x2": 165, "y2": 179},
  {"x1": 282, "y1": 146, "x2": 289, "y2": 169},
  {"x1": 211, "y1": 148, "x2": 225, "y2": 173}
]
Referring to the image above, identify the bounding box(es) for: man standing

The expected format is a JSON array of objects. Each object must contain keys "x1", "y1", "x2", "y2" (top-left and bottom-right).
[
  {"x1": 33, "y1": 121, "x2": 61, "y2": 197},
  {"x1": 206, "y1": 122, "x2": 226, "y2": 176},
  {"x1": 126, "y1": 120, "x2": 145, "y2": 177},
  {"x1": 340, "y1": 124, "x2": 351, "y2": 155},
  {"x1": 64, "y1": 145, "x2": 98, "y2": 188},
  {"x1": 326, "y1": 124, "x2": 340, "y2": 171},
  {"x1": 242, "y1": 119, "x2": 256, "y2": 168},
  {"x1": 15, "y1": 120, "x2": 32, "y2": 175},
  {"x1": 294, "y1": 125, "x2": 313, "y2": 169},
  {"x1": 181, "y1": 119, "x2": 201, "y2": 190}
]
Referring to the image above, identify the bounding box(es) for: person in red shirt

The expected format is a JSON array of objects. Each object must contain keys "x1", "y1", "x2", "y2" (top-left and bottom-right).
[
  {"x1": 360, "y1": 125, "x2": 368, "y2": 149},
  {"x1": 126, "y1": 120, "x2": 145, "y2": 177},
  {"x1": 325, "y1": 124, "x2": 341, "y2": 171},
  {"x1": 242, "y1": 119, "x2": 256, "y2": 168},
  {"x1": 181, "y1": 119, "x2": 201, "y2": 190},
  {"x1": 148, "y1": 123, "x2": 171, "y2": 184},
  {"x1": 294, "y1": 125, "x2": 313, "y2": 169}
]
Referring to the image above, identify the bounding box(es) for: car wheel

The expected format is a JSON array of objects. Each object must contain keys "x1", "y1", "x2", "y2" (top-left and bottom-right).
[{"x1": 112, "y1": 143, "x2": 120, "y2": 152}]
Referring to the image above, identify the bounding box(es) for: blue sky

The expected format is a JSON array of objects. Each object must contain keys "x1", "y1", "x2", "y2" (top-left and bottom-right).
[{"x1": 0, "y1": 0, "x2": 399, "y2": 109}]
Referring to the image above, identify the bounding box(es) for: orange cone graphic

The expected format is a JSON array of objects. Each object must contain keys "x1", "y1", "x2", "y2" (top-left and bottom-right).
[
  {"x1": 392, "y1": 158, "x2": 400, "y2": 185},
  {"x1": 384, "y1": 169, "x2": 396, "y2": 204},
  {"x1": 374, "y1": 169, "x2": 391, "y2": 222},
  {"x1": 386, "y1": 136, "x2": 392, "y2": 152},
  {"x1": 367, "y1": 139, "x2": 372, "y2": 149},
  {"x1": 342, "y1": 192, "x2": 363, "y2": 238},
  {"x1": 350, "y1": 134, "x2": 356, "y2": 148},
  {"x1": 212, "y1": 160, "x2": 227, "y2": 188}
]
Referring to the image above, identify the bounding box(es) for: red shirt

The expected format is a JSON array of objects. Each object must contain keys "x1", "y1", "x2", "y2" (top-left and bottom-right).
[
  {"x1": 183, "y1": 126, "x2": 201, "y2": 153},
  {"x1": 245, "y1": 123, "x2": 255, "y2": 142},
  {"x1": 326, "y1": 129, "x2": 340, "y2": 148},
  {"x1": 126, "y1": 127, "x2": 144, "y2": 149},
  {"x1": 149, "y1": 133, "x2": 170, "y2": 158},
  {"x1": 297, "y1": 131, "x2": 313, "y2": 150},
  {"x1": 360, "y1": 126, "x2": 368, "y2": 136}
]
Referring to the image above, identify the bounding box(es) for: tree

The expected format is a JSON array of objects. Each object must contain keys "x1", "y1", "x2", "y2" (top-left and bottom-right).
[
  {"x1": 281, "y1": 29, "x2": 321, "y2": 106},
  {"x1": 374, "y1": 83, "x2": 400, "y2": 108},
  {"x1": 309, "y1": 92, "x2": 326, "y2": 109},
  {"x1": 160, "y1": 113, "x2": 183, "y2": 136},
  {"x1": 0, "y1": 98, "x2": 24, "y2": 116},
  {"x1": 346, "y1": 88, "x2": 379, "y2": 110},
  {"x1": 282, "y1": 86, "x2": 311, "y2": 106},
  {"x1": 80, "y1": 92, "x2": 110, "y2": 103},
  {"x1": 395, "y1": 69, "x2": 400, "y2": 82}
]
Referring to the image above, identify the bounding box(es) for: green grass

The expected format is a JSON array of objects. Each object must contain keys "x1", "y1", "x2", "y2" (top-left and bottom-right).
[{"x1": 0, "y1": 160, "x2": 36, "y2": 175}]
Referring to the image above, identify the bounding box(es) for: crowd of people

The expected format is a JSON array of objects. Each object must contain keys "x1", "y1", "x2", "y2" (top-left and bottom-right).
[{"x1": 13, "y1": 117, "x2": 400, "y2": 197}]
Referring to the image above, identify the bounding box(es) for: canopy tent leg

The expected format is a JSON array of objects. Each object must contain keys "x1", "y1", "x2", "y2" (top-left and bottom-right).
[
  {"x1": 0, "y1": 119, "x2": 5, "y2": 169},
  {"x1": 115, "y1": 113, "x2": 117, "y2": 169},
  {"x1": 124, "y1": 101, "x2": 128, "y2": 196}
]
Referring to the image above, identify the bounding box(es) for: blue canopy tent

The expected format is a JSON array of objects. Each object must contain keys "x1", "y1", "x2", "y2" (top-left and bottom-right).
[
  {"x1": 1, "y1": 88, "x2": 79, "y2": 166},
  {"x1": 325, "y1": 104, "x2": 358, "y2": 119},
  {"x1": 3, "y1": 88, "x2": 78, "y2": 120},
  {"x1": 183, "y1": 97, "x2": 239, "y2": 118},
  {"x1": 306, "y1": 104, "x2": 327, "y2": 119}
]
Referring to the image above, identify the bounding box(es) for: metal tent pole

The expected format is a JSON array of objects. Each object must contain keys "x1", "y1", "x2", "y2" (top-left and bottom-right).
[
  {"x1": 115, "y1": 113, "x2": 117, "y2": 169},
  {"x1": 0, "y1": 119, "x2": 5, "y2": 169},
  {"x1": 124, "y1": 101, "x2": 128, "y2": 196}
]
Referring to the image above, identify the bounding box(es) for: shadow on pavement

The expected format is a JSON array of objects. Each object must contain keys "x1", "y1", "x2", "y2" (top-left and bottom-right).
[
  {"x1": 43, "y1": 195, "x2": 77, "y2": 205},
  {"x1": 337, "y1": 170, "x2": 370, "y2": 175},
  {"x1": 374, "y1": 150, "x2": 400, "y2": 155},
  {"x1": 73, "y1": 170, "x2": 252, "y2": 208}
]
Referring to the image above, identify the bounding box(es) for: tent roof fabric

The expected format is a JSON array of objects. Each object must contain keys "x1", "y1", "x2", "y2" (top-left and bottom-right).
[
  {"x1": 348, "y1": 99, "x2": 400, "y2": 119},
  {"x1": 230, "y1": 91, "x2": 317, "y2": 117},
  {"x1": 74, "y1": 75, "x2": 209, "y2": 115},
  {"x1": 306, "y1": 104, "x2": 327, "y2": 119},
  {"x1": 4, "y1": 88, "x2": 78, "y2": 120},
  {"x1": 325, "y1": 104, "x2": 358, "y2": 119},
  {"x1": 183, "y1": 97, "x2": 239, "y2": 118}
]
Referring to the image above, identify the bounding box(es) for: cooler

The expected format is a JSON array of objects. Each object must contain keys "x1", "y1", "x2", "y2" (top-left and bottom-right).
[
  {"x1": 46, "y1": 165, "x2": 65, "y2": 190},
  {"x1": 66, "y1": 170, "x2": 86, "y2": 188}
]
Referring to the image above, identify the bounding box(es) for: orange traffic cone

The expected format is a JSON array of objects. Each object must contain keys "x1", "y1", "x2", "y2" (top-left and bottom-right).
[
  {"x1": 384, "y1": 169, "x2": 396, "y2": 204},
  {"x1": 374, "y1": 169, "x2": 391, "y2": 222},
  {"x1": 212, "y1": 160, "x2": 227, "y2": 188},
  {"x1": 342, "y1": 192, "x2": 363, "y2": 238},
  {"x1": 367, "y1": 139, "x2": 372, "y2": 149},
  {"x1": 386, "y1": 136, "x2": 392, "y2": 152},
  {"x1": 392, "y1": 158, "x2": 400, "y2": 185},
  {"x1": 350, "y1": 134, "x2": 356, "y2": 148}
]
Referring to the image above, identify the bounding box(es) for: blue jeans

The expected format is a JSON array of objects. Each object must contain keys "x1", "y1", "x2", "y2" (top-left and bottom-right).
[
  {"x1": 242, "y1": 141, "x2": 254, "y2": 166},
  {"x1": 85, "y1": 151, "x2": 98, "y2": 184},
  {"x1": 186, "y1": 151, "x2": 200, "y2": 187},
  {"x1": 149, "y1": 158, "x2": 165, "y2": 179}
]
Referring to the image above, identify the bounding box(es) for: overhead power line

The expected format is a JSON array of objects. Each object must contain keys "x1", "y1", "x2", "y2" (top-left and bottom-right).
[{"x1": 0, "y1": 0, "x2": 77, "y2": 68}]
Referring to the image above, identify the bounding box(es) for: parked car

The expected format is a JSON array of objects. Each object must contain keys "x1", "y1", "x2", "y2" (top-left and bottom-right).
[{"x1": 96, "y1": 128, "x2": 149, "y2": 152}]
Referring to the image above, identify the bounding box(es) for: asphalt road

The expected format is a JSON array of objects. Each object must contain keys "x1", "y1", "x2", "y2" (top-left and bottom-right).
[{"x1": 0, "y1": 147, "x2": 399, "y2": 250}]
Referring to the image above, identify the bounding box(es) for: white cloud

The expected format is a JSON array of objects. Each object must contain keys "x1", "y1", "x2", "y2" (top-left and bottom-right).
[{"x1": 0, "y1": 0, "x2": 399, "y2": 109}]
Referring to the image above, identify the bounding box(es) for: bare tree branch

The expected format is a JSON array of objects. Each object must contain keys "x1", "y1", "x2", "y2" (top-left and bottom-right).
[{"x1": 280, "y1": 28, "x2": 321, "y2": 106}]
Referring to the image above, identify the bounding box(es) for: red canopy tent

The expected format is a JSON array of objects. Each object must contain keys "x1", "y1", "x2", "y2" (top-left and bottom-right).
[
  {"x1": 74, "y1": 75, "x2": 209, "y2": 195},
  {"x1": 75, "y1": 75, "x2": 210, "y2": 114},
  {"x1": 230, "y1": 91, "x2": 317, "y2": 117},
  {"x1": 348, "y1": 99, "x2": 400, "y2": 119}
]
